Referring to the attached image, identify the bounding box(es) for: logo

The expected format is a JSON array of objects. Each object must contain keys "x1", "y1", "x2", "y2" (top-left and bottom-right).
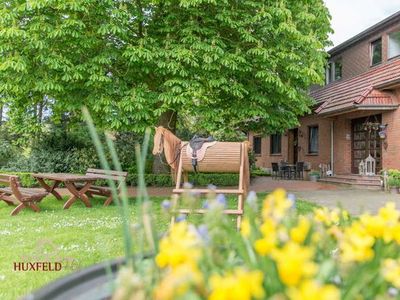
[{"x1": 13, "y1": 239, "x2": 81, "y2": 272}]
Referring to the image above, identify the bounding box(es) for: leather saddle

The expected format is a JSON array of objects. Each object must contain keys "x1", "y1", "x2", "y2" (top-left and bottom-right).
[{"x1": 186, "y1": 135, "x2": 216, "y2": 172}]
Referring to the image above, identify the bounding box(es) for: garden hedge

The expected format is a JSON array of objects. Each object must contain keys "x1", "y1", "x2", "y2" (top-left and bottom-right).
[{"x1": 0, "y1": 170, "x2": 269, "y2": 188}]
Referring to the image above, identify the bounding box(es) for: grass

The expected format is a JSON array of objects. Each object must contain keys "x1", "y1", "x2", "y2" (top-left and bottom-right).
[{"x1": 0, "y1": 193, "x2": 318, "y2": 300}]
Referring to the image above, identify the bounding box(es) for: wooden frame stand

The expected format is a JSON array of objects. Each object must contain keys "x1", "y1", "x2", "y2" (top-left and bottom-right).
[{"x1": 172, "y1": 143, "x2": 247, "y2": 230}]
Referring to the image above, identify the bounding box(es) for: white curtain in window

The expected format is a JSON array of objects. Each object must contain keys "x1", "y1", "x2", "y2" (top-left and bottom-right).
[
  {"x1": 388, "y1": 32, "x2": 400, "y2": 59},
  {"x1": 309, "y1": 127, "x2": 318, "y2": 153}
]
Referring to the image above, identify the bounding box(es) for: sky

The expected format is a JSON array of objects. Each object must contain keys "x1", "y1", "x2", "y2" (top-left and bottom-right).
[{"x1": 324, "y1": 0, "x2": 400, "y2": 48}]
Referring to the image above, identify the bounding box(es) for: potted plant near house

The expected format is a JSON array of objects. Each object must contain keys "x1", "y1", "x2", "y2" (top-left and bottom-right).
[
  {"x1": 388, "y1": 176, "x2": 400, "y2": 194},
  {"x1": 308, "y1": 170, "x2": 320, "y2": 182}
]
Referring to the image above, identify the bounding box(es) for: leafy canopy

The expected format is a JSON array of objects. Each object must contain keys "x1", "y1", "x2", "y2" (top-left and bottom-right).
[{"x1": 0, "y1": 0, "x2": 331, "y2": 134}]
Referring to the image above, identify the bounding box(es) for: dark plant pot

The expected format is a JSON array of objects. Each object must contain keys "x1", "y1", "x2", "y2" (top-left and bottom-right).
[
  {"x1": 309, "y1": 175, "x2": 319, "y2": 182},
  {"x1": 23, "y1": 255, "x2": 151, "y2": 300}
]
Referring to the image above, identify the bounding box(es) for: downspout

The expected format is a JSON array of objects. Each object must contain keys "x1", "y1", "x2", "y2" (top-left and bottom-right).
[{"x1": 330, "y1": 120, "x2": 334, "y2": 175}]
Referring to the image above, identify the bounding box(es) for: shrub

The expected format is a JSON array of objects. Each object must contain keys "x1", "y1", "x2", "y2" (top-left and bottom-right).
[
  {"x1": 388, "y1": 176, "x2": 400, "y2": 188},
  {"x1": 127, "y1": 173, "x2": 240, "y2": 187}
]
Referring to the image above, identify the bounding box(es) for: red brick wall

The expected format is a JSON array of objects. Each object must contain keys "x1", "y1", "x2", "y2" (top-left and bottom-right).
[
  {"x1": 248, "y1": 132, "x2": 289, "y2": 168},
  {"x1": 330, "y1": 22, "x2": 400, "y2": 82},
  {"x1": 251, "y1": 115, "x2": 332, "y2": 171},
  {"x1": 382, "y1": 88, "x2": 400, "y2": 170}
]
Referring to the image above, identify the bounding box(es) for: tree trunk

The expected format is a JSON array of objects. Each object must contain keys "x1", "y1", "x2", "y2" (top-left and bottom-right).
[
  {"x1": 38, "y1": 102, "x2": 43, "y2": 124},
  {"x1": 152, "y1": 110, "x2": 177, "y2": 174},
  {"x1": 0, "y1": 105, "x2": 3, "y2": 125}
]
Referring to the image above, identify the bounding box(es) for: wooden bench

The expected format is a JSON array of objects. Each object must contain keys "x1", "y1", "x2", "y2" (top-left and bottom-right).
[
  {"x1": 0, "y1": 174, "x2": 48, "y2": 216},
  {"x1": 82, "y1": 169, "x2": 128, "y2": 206}
]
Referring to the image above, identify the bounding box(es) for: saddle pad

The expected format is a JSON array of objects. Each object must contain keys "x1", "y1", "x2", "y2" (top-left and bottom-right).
[{"x1": 186, "y1": 141, "x2": 217, "y2": 162}]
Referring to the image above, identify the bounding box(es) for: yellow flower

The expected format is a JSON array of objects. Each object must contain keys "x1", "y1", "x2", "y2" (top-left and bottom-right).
[
  {"x1": 262, "y1": 188, "x2": 292, "y2": 221},
  {"x1": 156, "y1": 222, "x2": 202, "y2": 269},
  {"x1": 340, "y1": 222, "x2": 374, "y2": 263},
  {"x1": 209, "y1": 268, "x2": 264, "y2": 300},
  {"x1": 272, "y1": 242, "x2": 317, "y2": 286},
  {"x1": 314, "y1": 207, "x2": 340, "y2": 226},
  {"x1": 360, "y1": 214, "x2": 386, "y2": 239},
  {"x1": 378, "y1": 202, "x2": 399, "y2": 223},
  {"x1": 382, "y1": 258, "x2": 400, "y2": 288},
  {"x1": 254, "y1": 218, "x2": 277, "y2": 255},
  {"x1": 290, "y1": 216, "x2": 311, "y2": 244},
  {"x1": 254, "y1": 236, "x2": 276, "y2": 256},
  {"x1": 241, "y1": 218, "x2": 251, "y2": 238},
  {"x1": 154, "y1": 264, "x2": 203, "y2": 300},
  {"x1": 288, "y1": 280, "x2": 340, "y2": 300}
]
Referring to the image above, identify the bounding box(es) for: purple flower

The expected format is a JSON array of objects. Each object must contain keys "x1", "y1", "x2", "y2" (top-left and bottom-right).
[
  {"x1": 202, "y1": 200, "x2": 210, "y2": 209},
  {"x1": 161, "y1": 199, "x2": 171, "y2": 211},
  {"x1": 175, "y1": 214, "x2": 187, "y2": 222},
  {"x1": 197, "y1": 224, "x2": 210, "y2": 243},
  {"x1": 287, "y1": 193, "x2": 296, "y2": 208},
  {"x1": 207, "y1": 184, "x2": 217, "y2": 190},
  {"x1": 184, "y1": 182, "x2": 193, "y2": 189},
  {"x1": 216, "y1": 194, "x2": 227, "y2": 208},
  {"x1": 246, "y1": 191, "x2": 257, "y2": 210}
]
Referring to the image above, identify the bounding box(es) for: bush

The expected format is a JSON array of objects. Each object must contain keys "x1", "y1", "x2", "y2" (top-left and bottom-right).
[
  {"x1": 127, "y1": 173, "x2": 240, "y2": 187},
  {"x1": 388, "y1": 176, "x2": 400, "y2": 188}
]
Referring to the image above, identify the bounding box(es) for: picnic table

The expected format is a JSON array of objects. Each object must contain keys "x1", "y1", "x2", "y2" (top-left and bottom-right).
[{"x1": 32, "y1": 173, "x2": 99, "y2": 209}]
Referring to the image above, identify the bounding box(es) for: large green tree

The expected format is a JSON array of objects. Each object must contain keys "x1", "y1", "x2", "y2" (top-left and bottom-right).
[{"x1": 0, "y1": 0, "x2": 331, "y2": 136}]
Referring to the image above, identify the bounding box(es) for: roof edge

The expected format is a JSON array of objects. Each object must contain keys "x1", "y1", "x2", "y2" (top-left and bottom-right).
[{"x1": 328, "y1": 10, "x2": 400, "y2": 56}]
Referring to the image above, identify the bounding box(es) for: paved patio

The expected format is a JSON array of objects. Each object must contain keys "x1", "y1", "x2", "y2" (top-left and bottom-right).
[
  {"x1": 54, "y1": 176, "x2": 400, "y2": 215},
  {"x1": 126, "y1": 176, "x2": 399, "y2": 215}
]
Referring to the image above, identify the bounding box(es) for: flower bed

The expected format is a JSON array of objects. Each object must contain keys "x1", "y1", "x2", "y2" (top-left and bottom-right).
[{"x1": 112, "y1": 189, "x2": 400, "y2": 299}]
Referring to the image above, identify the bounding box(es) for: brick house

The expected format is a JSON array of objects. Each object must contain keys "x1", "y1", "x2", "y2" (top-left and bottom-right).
[{"x1": 249, "y1": 11, "x2": 400, "y2": 184}]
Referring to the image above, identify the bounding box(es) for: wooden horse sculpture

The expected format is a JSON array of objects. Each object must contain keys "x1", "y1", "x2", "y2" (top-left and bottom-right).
[{"x1": 152, "y1": 126, "x2": 250, "y2": 229}]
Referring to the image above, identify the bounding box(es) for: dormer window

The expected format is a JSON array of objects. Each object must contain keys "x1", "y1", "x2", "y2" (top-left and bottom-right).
[
  {"x1": 388, "y1": 31, "x2": 400, "y2": 59},
  {"x1": 371, "y1": 38, "x2": 382, "y2": 65},
  {"x1": 325, "y1": 59, "x2": 342, "y2": 84}
]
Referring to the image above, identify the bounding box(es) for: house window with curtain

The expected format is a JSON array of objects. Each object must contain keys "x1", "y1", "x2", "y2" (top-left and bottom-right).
[
  {"x1": 253, "y1": 136, "x2": 262, "y2": 155},
  {"x1": 388, "y1": 31, "x2": 400, "y2": 59},
  {"x1": 371, "y1": 38, "x2": 382, "y2": 65},
  {"x1": 270, "y1": 134, "x2": 281, "y2": 155},
  {"x1": 308, "y1": 126, "x2": 319, "y2": 154}
]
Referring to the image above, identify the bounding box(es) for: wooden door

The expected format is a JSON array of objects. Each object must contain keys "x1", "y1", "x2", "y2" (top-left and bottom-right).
[{"x1": 351, "y1": 115, "x2": 382, "y2": 174}]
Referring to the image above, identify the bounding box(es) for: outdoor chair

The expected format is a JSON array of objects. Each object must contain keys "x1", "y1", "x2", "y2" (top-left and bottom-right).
[
  {"x1": 271, "y1": 163, "x2": 282, "y2": 179},
  {"x1": 295, "y1": 161, "x2": 305, "y2": 180},
  {"x1": 0, "y1": 174, "x2": 48, "y2": 216},
  {"x1": 279, "y1": 161, "x2": 290, "y2": 179},
  {"x1": 79, "y1": 169, "x2": 128, "y2": 206}
]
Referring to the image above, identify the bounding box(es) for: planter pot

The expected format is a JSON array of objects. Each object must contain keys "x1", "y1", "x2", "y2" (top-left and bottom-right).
[
  {"x1": 23, "y1": 255, "x2": 151, "y2": 300},
  {"x1": 390, "y1": 187, "x2": 398, "y2": 195},
  {"x1": 309, "y1": 175, "x2": 319, "y2": 182}
]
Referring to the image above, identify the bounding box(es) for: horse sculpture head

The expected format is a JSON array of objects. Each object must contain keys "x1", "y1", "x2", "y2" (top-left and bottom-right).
[{"x1": 152, "y1": 126, "x2": 165, "y2": 155}]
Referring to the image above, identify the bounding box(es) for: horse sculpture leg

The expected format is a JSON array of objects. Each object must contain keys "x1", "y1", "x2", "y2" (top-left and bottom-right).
[{"x1": 183, "y1": 172, "x2": 189, "y2": 184}]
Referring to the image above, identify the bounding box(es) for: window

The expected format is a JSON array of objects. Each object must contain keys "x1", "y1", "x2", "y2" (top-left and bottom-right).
[
  {"x1": 253, "y1": 136, "x2": 262, "y2": 155},
  {"x1": 270, "y1": 134, "x2": 281, "y2": 154},
  {"x1": 371, "y1": 38, "x2": 382, "y2": 65},
  {"x1": 334, "y1": 60, "x2": 342, "y2": 80},
  {"x1": 388, "y1": 31, "x2": 400, "y2": 59},
  {"x1": 325, "y1": 59, "x2": 342, "y2": 84},
  {"x1": 308, "y1": 126, "x2": 319, "y2": 154}
]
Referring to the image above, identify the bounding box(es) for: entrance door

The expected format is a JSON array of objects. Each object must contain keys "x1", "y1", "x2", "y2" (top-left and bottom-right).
[
  {"x1": 293, "y1": 128, "x2": 298, "y2": 164},
  {"x1": 351, "y1": 115, "x2": 382, "y2": 174},
  {"x1": 288, "y1": 129, "x2": 298, "y2": 164}
]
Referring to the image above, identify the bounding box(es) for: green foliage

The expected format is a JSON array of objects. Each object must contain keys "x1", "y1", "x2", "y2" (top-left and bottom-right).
[
  {"x1": 388, "y1": 176, "x2": 400, "y2": 188},
  {"x1": 0, "y1": 0, "x2": 332, "y2": 135}
]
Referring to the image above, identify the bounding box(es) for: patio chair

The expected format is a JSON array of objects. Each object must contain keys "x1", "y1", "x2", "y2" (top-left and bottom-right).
[
  {"x1": 271, "y1": 163, "x2": 282, "y2": 179},
  {"x1": 0, "y1": 174, "x2": 48, "y2": 216},
  {"x1": 80, "y1": 169, "x2": 128, "y2": 206},
  {"x1": 279, "y1": 161, "x2": 290, "y2": 179},
  {"x1": 295, "y1": 161, "x2": 305, "y2": 180}
]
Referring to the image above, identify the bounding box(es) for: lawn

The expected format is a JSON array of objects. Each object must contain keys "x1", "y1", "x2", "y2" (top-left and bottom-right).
[{"x1": 0, "y1": 193, "x2": 318, "y2": 300}]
